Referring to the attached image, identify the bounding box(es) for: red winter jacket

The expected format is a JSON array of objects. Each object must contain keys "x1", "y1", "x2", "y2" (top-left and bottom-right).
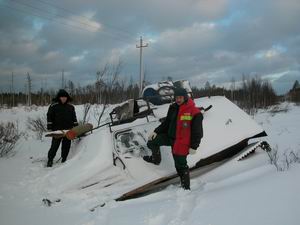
[{"x1": 172, "y1": 98, "x2": 201, "y2": 156}]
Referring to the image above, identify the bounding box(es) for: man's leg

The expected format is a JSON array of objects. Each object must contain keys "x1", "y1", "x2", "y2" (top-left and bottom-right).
[
  {"x1": 144, "y1": 133, "x2": 172, "y2": 165},
  {"x1": 47, "y1": 138, "x2": 62, "y2": 167},
  {"x1": 173, "y1": 154, "x2": 190, "y2": 190},
  {"x1": 61, "y1": 137, "x2": 71, "y2": 162}
]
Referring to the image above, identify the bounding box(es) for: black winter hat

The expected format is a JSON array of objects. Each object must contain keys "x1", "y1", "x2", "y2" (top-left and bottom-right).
[
  {"x1": 54, "y1": 89, "x2": 72, "y2": 102},
  {"x1": 57, "y1": 89, "x2": 70, "y2": 98},
  {"x1": 174, "y1": 87, "x2": 188, "y2": 98},
  {"x1": 174, "y1": 87, "x2": 189, "y2": 102}
]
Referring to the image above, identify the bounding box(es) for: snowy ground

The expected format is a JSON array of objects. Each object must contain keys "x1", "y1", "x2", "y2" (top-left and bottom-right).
[{"x1": 0, "y1": 100, "x2": 299, "y2": 225}]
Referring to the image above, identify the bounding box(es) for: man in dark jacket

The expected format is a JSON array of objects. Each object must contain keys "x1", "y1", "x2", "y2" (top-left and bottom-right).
[
  {"x1": 46, "y1": 89, "x2": 78, "y2": 167},
  {"x1": 143, "y1": 87, "x2": 203, "y2": 189}
]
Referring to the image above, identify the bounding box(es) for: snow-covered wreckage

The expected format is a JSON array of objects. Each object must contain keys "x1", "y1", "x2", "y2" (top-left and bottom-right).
[
  {"x1": 42, "y1": 92, "x2": 270, "y2": 210},
  {"x1": 142, "y1": 80, "x2": 193, "y2": 105},
  {"x1": 105, "y1": 96, "x2": 269, "y2": 204}
]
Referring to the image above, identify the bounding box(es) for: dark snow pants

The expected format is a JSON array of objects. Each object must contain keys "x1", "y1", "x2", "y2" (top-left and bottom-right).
[
  {"x1": 147, "y1": 133, "x2": 190, "y2": 189},
  {"x1": 48, "y1": 137, "x2": 71, "y2": 162}
]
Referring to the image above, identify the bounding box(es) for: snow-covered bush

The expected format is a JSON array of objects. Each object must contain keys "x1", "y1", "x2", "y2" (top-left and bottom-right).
[
  {"x1": 0, "y1": 122, "x2": 21, "y2": 157},
  {"x1": 267, "y1": 145, "x2": 281, "y2": 171},
  {"x1": 267, "y1": 145, "x2": 300, "y2": 171},
  {"x1": 24, "y1": 104, "x2": 39, "y2": 112},
  {"x1": 283, "y1": 151, "x2": 300, "y2": 170},
  {"x1": 268, "y1": 104, "x2": 290, "y2": 117},
  {"x1": 26, "y1": 115, "x2": 47, "y2": 140}
]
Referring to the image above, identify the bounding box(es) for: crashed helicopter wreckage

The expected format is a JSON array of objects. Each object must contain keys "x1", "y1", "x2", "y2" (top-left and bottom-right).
[
  {"x1": 89, "y1": 96, "x2": 270, "y2": 208},
  {"x1": 44, "y1": 95, "x2": 271, "y2": 210}
]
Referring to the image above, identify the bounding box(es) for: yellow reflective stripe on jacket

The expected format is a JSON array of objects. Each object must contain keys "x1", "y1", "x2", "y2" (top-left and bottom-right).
[{"x1": 180, "y1": 115, "x2": 193, "y2": 121}]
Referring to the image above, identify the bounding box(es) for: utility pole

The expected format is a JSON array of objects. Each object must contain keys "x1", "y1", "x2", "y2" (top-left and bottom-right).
[
  {"x1": 136, "y1": 36, "x2": 148, "y2": 97},
  {"x1": 61, "y1": 69, "x2": 65, "y2": 89}
]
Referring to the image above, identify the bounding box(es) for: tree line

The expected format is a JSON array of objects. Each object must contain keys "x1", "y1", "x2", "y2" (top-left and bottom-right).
[
  {"x1": 287, "y1": 80, "x2": 300, "y2": 103},
  {"x1": 192, "y1": 77, "x2": 280, "y2": 114},
  {"x1": 1, "y1": 62, "x2": 300, "y2": 111},
  {"x1": 0, "y1": 61, "x2": 140, "y2": 107}
]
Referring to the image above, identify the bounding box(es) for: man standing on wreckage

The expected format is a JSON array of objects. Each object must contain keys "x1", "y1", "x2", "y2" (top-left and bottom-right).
[{"x1": 143, "y1": 87, "x2": 203, "y2": 190}]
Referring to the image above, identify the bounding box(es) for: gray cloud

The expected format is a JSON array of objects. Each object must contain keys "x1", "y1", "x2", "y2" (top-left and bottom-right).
[{"x1": 0, "y1": 0, "x2": 299, "y2": 94}]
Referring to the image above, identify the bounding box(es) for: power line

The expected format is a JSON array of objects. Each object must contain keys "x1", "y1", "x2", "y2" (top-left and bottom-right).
[
  {"x1": 9, "y1": 0, "x2": 101, "y2": 31},
  {"x1": 29, "y1": 0, "x2": 137, "y2": 41},
  {"x1": 0, "y1": 2, "x2": 94, "y2": 32},
  {"x1": 10, "y1": 0, "x2": 136, "y2": 42},
  {"x1": 0, "y1": 1, "x2": 136, "y2": 44},
  {"x1": 30, "y1": 0, "x2": 93, "y2": 20}
]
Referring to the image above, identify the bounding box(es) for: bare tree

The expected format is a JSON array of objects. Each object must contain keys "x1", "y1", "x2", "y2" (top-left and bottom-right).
[
  {"x1": 105, "y1": 60, "x2": 123, "y2": 103},
  {"x1": 81, "y1": 103, "x2": 91, "y2": 124},
  {"x1": 292, "y1": 80, "x2": 299, "y2": 90},
  {"x1": 238, "y1": 76, "x2": 276, "y2": 114},
  {"x1": 230, "y1": 77, "x2": 236, "y2": 102},
  {"x1": 93, "y1": 104, "x2": 108, "y2": 126},
  {"x1": 92, "y1": 60, "x2": 123, "y2": 125},
  {"x1": 96, "y1": 63, "x2": 108, "y2": 104},
  {"x1": 67, "y1": 80, "x2": 75, "y2": 97}
]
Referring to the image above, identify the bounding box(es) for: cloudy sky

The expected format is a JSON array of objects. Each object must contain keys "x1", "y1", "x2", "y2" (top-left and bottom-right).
[{"x1": 0, "y1": 0, "x2": 300, "y2": 94}]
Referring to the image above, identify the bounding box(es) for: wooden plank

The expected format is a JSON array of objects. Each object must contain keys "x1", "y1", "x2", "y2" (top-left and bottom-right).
[{"x1": 115, "y1": 142, "x2": 261, "y2": 201}]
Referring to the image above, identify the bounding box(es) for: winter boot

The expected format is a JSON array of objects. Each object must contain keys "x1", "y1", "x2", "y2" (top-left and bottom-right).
[
  {"x1": 47, "y1": 160, "x2": 53, "y2": 167},
  {"x1": 143, "y1": 155, "x2": 160, "y2": 165},
  {"x1": 143, "y1": 155, "x2": 153, "y2": 163},
  {"x1": 61, "y1": 158, "x2": 66, "y2": 163},
  {"x1": 143, "y1": 148, "x2": 161, "y2": 165},
  {"x1": 179, "y1": 169, "x2": 190, "y2": 190}
]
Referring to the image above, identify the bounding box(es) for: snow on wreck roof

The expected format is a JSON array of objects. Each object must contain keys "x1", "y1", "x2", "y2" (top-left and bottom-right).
[{"x1": 189, "y1": 96, "x2": 266, "y2": 165}]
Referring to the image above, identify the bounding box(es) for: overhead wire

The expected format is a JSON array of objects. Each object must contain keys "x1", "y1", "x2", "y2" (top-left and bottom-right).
[
  {"x1": 9, "y1": 0, "x2": 104, "y2": 32},
  {"x1": 0, "y1": 1, "x2": 99, "y2": 33},
  {"x1": 11, "y1": 0, "x2": 137, "y2": 43},
  {"x1": 29, "y1": 0, "x2": 136, "y2": 41},
  {"x1": 1, "y1": 0, "x2": 136, "y2": 44}
]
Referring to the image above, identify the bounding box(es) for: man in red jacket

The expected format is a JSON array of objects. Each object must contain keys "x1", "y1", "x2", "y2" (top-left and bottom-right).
[{"x1": 143, "y1": 87, "x2": 203, "y2": 189}]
